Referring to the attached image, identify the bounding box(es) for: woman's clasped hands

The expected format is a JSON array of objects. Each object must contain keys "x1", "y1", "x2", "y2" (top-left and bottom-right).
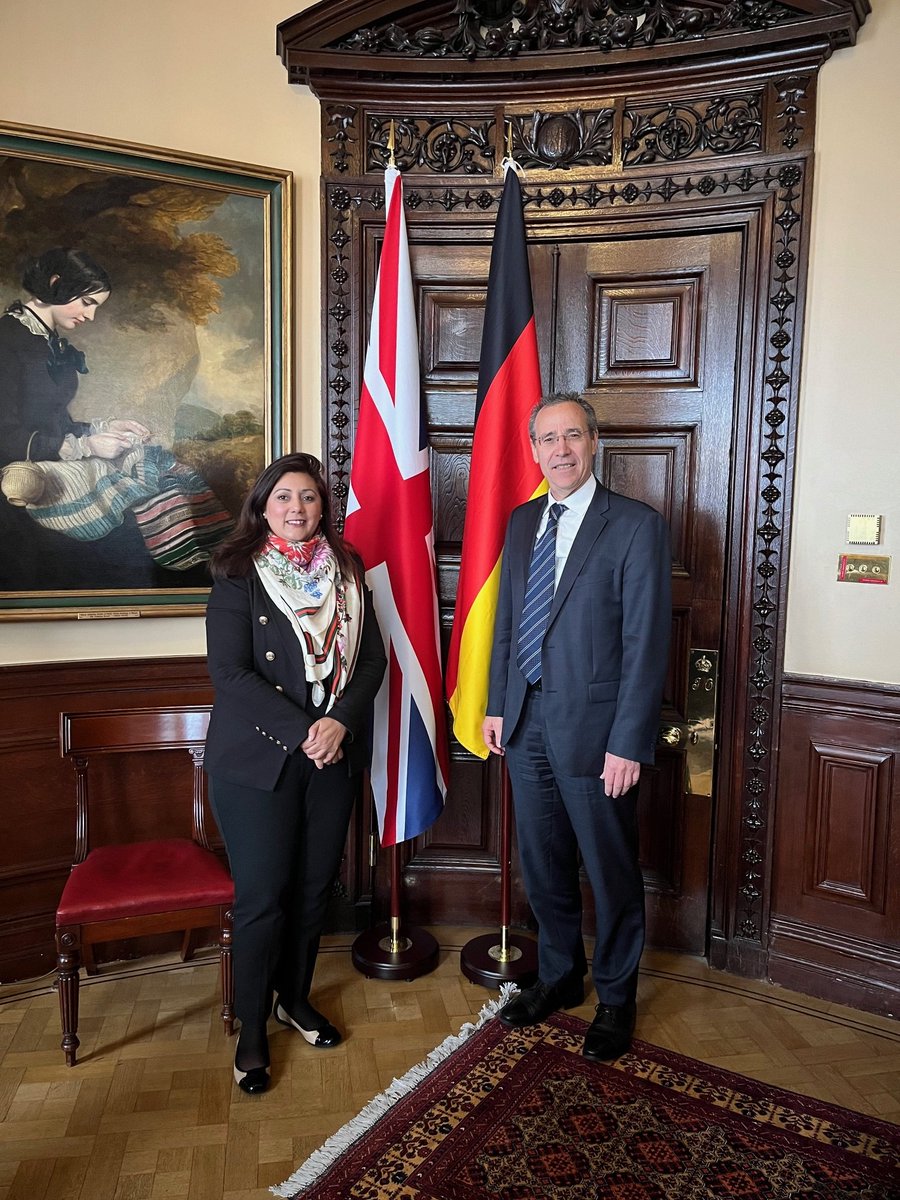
[
  {"x1": 301, "y1": 716, "x2": 347, "y2": 768},
  {"x1": 83, "y1": 418, "x2": 152, "y2": 459}
]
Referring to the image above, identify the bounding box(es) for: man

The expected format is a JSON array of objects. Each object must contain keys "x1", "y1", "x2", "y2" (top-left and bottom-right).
[{"x1": 483, "y1": 392, "x2": 671, "y2": 1060}]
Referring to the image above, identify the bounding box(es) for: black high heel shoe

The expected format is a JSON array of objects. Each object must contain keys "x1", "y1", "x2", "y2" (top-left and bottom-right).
[{"x1": 273, "y1": 999, "x2": 342, "y2": 1048}]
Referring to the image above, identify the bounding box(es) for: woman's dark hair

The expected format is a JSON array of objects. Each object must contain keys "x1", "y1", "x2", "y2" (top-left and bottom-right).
[
  {"x1": 22, "y1": 248, "x2": 111, "y2": 305},
  {"x1": 210, "y1": 452, "x2": 361, "y2": 582}
]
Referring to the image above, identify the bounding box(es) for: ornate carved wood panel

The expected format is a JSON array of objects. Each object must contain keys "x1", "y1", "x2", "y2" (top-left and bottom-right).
[{"x1": 278, "y1": 0, "x2": 871, "y2": 985}]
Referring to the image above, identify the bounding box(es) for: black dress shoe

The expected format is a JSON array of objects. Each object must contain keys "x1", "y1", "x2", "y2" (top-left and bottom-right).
[
  {"x1": 582, "y1": 1002, "x2": 636, "y2": 1062},
  {"x1": 274, "y1": 1000, "x2": 342, "y2": 1048},
  {"x1": 233, "y1": 1058, "x2": 270, "y2": 1094},
  {"x1": 497, "y1": 978, "x2": 585, "y2": 1029}
]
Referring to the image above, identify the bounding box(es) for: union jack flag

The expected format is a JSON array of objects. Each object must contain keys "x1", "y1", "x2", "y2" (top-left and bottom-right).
[{"x1": 344, "y1": 166, "x2": 449, "y2": 847}]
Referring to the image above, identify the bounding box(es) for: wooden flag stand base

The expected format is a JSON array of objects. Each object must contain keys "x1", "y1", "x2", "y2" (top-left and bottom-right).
[
  {"x1": 352, "y1": 843, "x2": 439, "y2": 981},
  {"x1": 460, "y1": 765, "x2": 538, "y2": 990},
  {"x1": 459, "y1": 929, "x2": 538, "y2": 989}
]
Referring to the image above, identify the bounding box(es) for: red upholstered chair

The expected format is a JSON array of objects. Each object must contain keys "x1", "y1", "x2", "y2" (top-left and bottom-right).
[{"x1": 55, "y1": 706, "x2": 234, "y2": 1066}]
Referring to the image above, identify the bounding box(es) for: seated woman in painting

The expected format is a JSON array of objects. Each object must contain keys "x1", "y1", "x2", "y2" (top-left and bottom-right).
[{"x1": 0, "y1": 248, "x2": 232, "y2": 592}]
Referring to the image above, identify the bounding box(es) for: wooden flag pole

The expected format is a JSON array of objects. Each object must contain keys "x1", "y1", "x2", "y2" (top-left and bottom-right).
[
  {"x1": 348, "y1": 120, "x2": 443, "y2": 982},
  {"x1": 459, "y1": 128, "x2": 538, "y2": 990},
  {"x1": 352, "y1": 803, "x2": 439, "y2": 981},
  {"x1": 460, "y1": 761, "x2": 538, "y2": 989}
]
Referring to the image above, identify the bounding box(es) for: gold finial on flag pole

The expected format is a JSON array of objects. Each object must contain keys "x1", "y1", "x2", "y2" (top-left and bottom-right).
[
  {"x1": 388, "y1": 119, "x2": 396, "y2": 169},
  {"x1": 501, "y1": 120, "x2": 523, "y2": 178}
]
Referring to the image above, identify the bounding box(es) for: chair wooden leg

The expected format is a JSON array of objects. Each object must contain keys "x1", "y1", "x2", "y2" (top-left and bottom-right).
[
  {"x1": 56, "y1": 929, "x2": 81, "y2": 1067},
  {"x1": 221, "y1": 907, "x2": 234, "y2": 1036},
  {"x1": 82, "y1": 942, "x2": 99, "y2": 976},
  {"x1": 181, "y1": 928, "x2": 196, "y2": 963}
]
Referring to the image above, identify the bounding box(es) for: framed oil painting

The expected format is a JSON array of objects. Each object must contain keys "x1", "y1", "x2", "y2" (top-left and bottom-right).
[{"x1": 0, "y1": 123, "x2": 292, "y2": 619}]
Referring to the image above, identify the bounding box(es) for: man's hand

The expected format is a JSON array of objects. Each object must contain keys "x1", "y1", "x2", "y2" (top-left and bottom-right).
[
  {"x1": 302, "y1": 717, "x2": 347, "y2": 769},
  {"x1": 482, "y1": 716, "x2": 504, "y2": 756},
  {"x1": 600, "y1": 753, "x2": 640, "y2": 798}
]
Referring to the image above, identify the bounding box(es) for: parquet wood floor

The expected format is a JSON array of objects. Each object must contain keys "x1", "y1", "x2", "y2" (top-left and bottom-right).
[{"x1": 1, "y1": 928, "x2": 897, "y2": 1199}]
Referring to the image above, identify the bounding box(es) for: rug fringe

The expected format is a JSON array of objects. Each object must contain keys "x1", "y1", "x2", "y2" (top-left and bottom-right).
[{"x1": 271, "y1": 982, "x2": 517, "y2": 1198}]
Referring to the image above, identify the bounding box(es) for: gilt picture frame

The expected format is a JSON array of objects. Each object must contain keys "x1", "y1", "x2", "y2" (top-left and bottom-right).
[{"x1": 0, "y1": 122, "x2": 292, "y2": 620}]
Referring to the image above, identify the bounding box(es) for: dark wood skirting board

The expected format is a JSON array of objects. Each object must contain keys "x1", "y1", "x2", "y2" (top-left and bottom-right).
[{"x1": 769, "y1": 674, "x2": 900, "y2": 1016}]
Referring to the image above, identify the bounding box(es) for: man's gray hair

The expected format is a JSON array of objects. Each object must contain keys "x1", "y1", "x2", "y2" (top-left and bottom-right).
[{"x1": 528, "y1": 392, "x2": 599, "y2": 441}]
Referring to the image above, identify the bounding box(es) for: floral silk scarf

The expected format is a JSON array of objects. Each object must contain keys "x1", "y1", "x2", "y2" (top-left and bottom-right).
[{"x1": 254, "y1": 533, "x2": 362, "y2": 711}]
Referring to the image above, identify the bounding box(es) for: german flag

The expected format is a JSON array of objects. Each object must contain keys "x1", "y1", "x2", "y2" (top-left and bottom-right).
[{"x1": 446, "y1": 168, "x2": 546, "y2": 758}]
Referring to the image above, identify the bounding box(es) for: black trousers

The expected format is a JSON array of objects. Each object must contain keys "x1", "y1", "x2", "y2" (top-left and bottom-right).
[
  {"x1": 505, "y1": 687, "x2": 645, "y2": 1007},
  {"x1": 209, "y1": 753, "x2": 356, "y2": 1029}
]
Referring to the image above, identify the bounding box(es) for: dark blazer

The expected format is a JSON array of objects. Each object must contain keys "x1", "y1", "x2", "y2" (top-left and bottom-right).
[
  {"x1": 204, "y1": 571, "x2": 386, "y2": 789},
  {"x1": 0, "y1": 311, "x2": 85, "y2": 467},
  {"x1": 487, "y1": 481, "x2": 671, "y2": 776}
]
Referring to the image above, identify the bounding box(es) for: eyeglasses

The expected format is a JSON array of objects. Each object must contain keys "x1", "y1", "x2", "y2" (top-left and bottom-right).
[{"x1": 533, "y1": 429, "x2": 588, "y2": 448}]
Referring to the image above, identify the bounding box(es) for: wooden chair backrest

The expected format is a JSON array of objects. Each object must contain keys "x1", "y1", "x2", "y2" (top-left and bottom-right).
[{"x1": 59, "y1": 706, "x2": 212, "y2": 865}]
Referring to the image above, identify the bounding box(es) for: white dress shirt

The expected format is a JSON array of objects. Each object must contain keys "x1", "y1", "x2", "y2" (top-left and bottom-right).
[{"x1": 533, "y1": 474, "x2": 597, "y2": 589}]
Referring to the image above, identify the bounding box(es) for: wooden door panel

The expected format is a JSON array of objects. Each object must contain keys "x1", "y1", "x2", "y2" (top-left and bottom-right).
[
  {"x1": 592, "y1": 275, "x2": 702, "y2": 386},
  {"x1": 601, "y1": 435, "x2": 690, "y2": 569},
  {"x1": 420, "y1": 286, "x2": 485, "y2": 383}
]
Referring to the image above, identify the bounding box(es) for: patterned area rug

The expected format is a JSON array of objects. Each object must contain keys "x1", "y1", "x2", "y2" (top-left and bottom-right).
[{"x1": 275, "y1": 1002, "x2": 900, "y2": 1199}]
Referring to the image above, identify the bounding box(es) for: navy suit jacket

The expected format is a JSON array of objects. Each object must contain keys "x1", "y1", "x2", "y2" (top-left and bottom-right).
[
  {"x1": 204, "y1": 572, "x2": 386, "y2": 790},
  {"x1": 487, "y1": 481, "x2": 671, "y2": 776}
]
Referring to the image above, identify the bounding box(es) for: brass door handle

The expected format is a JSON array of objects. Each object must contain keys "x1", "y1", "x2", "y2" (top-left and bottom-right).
[{"x1": 658, "y1": 726, "x2": 683, "y2": 746}]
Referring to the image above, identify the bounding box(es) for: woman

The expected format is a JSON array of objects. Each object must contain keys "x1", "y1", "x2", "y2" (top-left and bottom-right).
[
  {"x1": 0, "y1": 247, "x2": 225, "y2": 590},
  {"x1": 204, "y1": 453, "x2": 386, "y2": 1094},
  {"x1": 0, "y1": 248, "x2": 148, "y2": 457}
]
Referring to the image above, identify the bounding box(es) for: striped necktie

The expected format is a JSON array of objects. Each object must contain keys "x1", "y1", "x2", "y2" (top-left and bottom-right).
[{"x1": 516, "y1": 502, "x2": 566, "y2": 685}]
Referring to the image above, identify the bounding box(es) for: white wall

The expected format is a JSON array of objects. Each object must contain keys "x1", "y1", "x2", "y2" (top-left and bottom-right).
[
  {"x1": 0, "y1": 0, "x2": 320, "y2": 665},
  {"x1": 0, "y1": 1, "x2": 897, "y2": 682},
  {"x1": 786, "y1": 2, "x2": 900, "y2": 684}
]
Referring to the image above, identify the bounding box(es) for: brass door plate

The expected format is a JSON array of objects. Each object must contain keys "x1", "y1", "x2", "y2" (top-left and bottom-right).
[
  {"x1": 837, "y1": 555, "x2": 890, "y2": 584},
  {"x1": 685, "y1": 649, "x2": 718, "y2": 798}
]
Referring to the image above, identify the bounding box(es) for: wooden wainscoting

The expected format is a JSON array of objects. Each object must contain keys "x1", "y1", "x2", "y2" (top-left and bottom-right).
[
  {"x1": 770, "y1": 675, "x2": 900, "y2": 1016},
  {"x1": 0, "y1": 658, "x2": 214, "y2": 983}
]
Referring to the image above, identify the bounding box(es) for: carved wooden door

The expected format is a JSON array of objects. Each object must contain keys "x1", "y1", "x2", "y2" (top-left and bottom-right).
[
  {"x1": 406, "y1": 215, "x2": 742, "y2": 953},
  {"x1": 543, "y1": 226, "x2": 742, "y2": 951}
]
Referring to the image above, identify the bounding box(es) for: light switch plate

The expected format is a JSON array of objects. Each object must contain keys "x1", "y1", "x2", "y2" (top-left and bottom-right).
[{"x1": 847, "y1": 514, "x2": 881, "y2": 545}]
